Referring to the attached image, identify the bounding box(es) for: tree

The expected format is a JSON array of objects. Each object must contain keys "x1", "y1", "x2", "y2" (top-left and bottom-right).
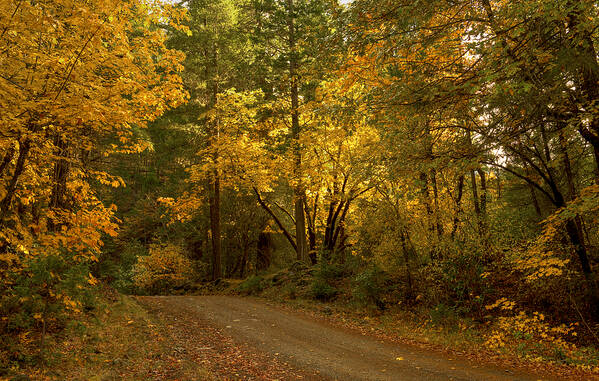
[
  {"x1": 344, "y1": 0, "x2": 599, "y2": 314},
  {"x1": 246, "y1": 0, "x2": 338, "y2": 262},
  {"x1": 0, "y1": 0, "x2": 187, "y2": 357},
  {"x1": 164, "y1": 0, "x2": 252, "y2": 280}
]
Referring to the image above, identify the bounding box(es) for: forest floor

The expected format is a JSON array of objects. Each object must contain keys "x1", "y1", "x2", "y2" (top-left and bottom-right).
[
  {"x1": 135, "y1": 295, "x2": 585, "y2": 381},
  {"x1": 10, "y1": 292, "x2": 597, "y2": 380},
  {"x1": 5, "y1": 294, "x2": 215, "y2": 381}
]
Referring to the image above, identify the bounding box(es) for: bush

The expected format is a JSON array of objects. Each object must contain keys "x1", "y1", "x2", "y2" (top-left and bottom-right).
[
  {"x1": 310, "y1": 278, "x2": 338, "y2": 301},
  {"x1": 352, "y1": 266, "x2": 390, "y2": 308},
  {"x1": 99, "y1": 240, "x2": 147, "y2": 293},
  {"x1": 237, "y1": 276, "x2": 265, "y2": 295},
  {"x1": 484, "y1": 300, "x2": 587, "y2": 365},
  {"x1": 132, "y1": 244, "x2": 194, "y2": 294},
  {"x1": 316, "y1": 261, "x2": 344, "y2": 281},
  {"x1": 281, "y1": 283, "x2": 297, "y2": 299},
  {"x1": 1, "y1": 251, "x2": 98, "y2": 368},
  {"x1": 429, "y1": 303, "x2": 461, "y2": 328}
]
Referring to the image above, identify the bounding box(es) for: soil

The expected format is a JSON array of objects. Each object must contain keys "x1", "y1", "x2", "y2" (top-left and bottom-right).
[{"x1": 136, "y1": 295, "x2": 567, "y2": 381}]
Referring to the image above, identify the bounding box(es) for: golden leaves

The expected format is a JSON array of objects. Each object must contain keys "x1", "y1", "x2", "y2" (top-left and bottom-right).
[
  {"x1": 0, "y1": 0, "x2": 188, "y2": 277},
  {"x1": 484, "y1": 306, "x2": 579, "y2": 364},
  {"x1": 132, "y1": 244, "x2": 194, "y2": 291},
  {"x1": 485, "y1": 297, "x2": 516, "y2": 311}
]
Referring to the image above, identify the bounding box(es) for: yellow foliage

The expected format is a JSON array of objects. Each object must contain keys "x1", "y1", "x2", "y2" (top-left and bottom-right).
[
  {"x1": 485, "y1": 298, "x2": 515, "y2": 311},
  {"x1": 484, "y1": 300, "x2": 582, "y2": 365},
  {"x1": 0, "y1": 0, "x2": 187, "y2": 277},
  {"x1": 132, "y1": 244, "x2": 194, "y2": 292}
]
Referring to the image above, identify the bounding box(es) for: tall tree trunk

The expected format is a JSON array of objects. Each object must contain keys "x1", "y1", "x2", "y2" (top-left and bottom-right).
[
  {"x1": 50, "y1": 137, "x2": 69, "y2": 210},
  {"x1": 470, "y1": 169, "x2": 481, "y2": 218},
  {"x1": 209, "y1": 172, "x2": 222, "y2": 280},
  {"x1": 288, "y1": 0, "x2": 308, "y2": 262},
  {"x1": 522, "y1": 160, "x2": 543, "y2": 217},
  {"x1": 478, "y1": 168, "x2": 487, "y2": 217},
  {"x1": 240, "y1": 234, "x2": 249, "y2": 279},
  {"x1": 48, "y1": 136, "x2": 70, "y2": 231},
  {"x1": 529, "y1": 184, "x2": 543, "y2": 218},
  {"x1": 467, "y1": 131, "x2": 489, "y2": 243},
  {"x1": 451, "y1": 175, "x2": 464, "y2": 239},
  {"x1": 304, "y1": 198, "x2": 317, "y2": 264},
  {"x1": 419, "y1": 172, "x2": 434, "y2": 232},
  {"x1": 208, "y1": 44, "x2": 222, "y2": 281},
  {"x1": 399, "y1": 229, "x2": 414, "y2": 301},
  {"x1": 559, "y1": 129, "x2": 588, "y2": 263},
  {"x1": 430, "y1": 167, "x2": 444, "y2": 238}
]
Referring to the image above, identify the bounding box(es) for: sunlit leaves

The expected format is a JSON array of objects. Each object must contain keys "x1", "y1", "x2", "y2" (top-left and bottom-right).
[{"x1": 0, "y1": 0, "x2": 188, "y2": 353}]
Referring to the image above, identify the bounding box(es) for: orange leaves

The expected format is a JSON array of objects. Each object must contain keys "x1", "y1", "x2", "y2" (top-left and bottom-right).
[
  {"x1": 88, "y1": 273, "x2": 99, "y2": 286},
  {"x1": 159, "y1": 193, "x2": 203, "y2": 224},
  {"x1": 0, "y1": 0, "x2": 188, "y2": 272}
]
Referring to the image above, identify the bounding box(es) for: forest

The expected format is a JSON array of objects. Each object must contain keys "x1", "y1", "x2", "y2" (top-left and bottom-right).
[{"x1": 2, "y1": 0, "x2": 599, "y2": 379}]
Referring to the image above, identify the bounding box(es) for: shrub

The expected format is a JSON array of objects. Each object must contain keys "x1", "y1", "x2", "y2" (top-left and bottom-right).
[
  {"x1": 310, "y1": 278, "x2": 338, "y2": 301},
  {"x1": 1, "y1": 251, "x2": 98, "y2": 368},
  {"x1": 429, "y1": 303, "x2": 460, "y2": 328},
  {"x1": 281, "y1": 283, "x2": 297, "y2": 299},
  {"x1": 99, "y1": 240, "x2": 147, "y2": 293},
  {"x1": 352, "y1": 266, "x2": 390, "y2": 308},
  {"x1": 485, "y1": 300, "x2": 584, "y2": 365},
  {"x1": 237, "y1": 276, "x2": 265, "y2": 295},
  {"x1": 316, "y1": 261, "x2": 344, "y2": 281},
  {"x1": 132, "y1": 244, "x2": 194, "y2": 294}
]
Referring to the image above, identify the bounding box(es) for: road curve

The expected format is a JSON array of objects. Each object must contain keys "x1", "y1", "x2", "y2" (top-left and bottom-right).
[{"x1": 138, "y1": 295, "x2": 551, "y2": 381}]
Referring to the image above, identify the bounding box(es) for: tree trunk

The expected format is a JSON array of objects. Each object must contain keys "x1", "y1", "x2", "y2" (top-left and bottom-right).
[
  {"x1": 288, "y1": 0, "x2": 308, "y2": 262},
  {"x1": 478, "y1": 168, "x2": 487, "y2": 217},
  {"x1": 470, "y1": 169, "x2": 481, "y2": 218},
  {"x1": 529, "y1": 184, "x2": 543, "y2": 218},
  {"x1": 450, "y1": 175, "x2": 464, "y2": 239},
  {"x1": 50, "y1": 137, "x2": 69, "y2": 209},
  {"x1": 430, "y1": 168, "x2": 444, "y2": 238},
  {"x1": 208, "y1": 43, "x2": 221, "y2": 281},
  {"x1": 240, "y1": 238, "x2": 249, "y2": 278},
  {"x1": 257, "y1": 232, "x2": 273, "y2": 271},
  {"x1": 48, "y1": 136, "x2": 70, "y2": 231},
  {"x1": 253, "y1": 187, "x2": 297, "y2": 252},
  {"x1": 419, "y1": 172, "x2": 434, "y2": 232},
  {"x1": 0, "y1": 139, "x2": 31, "y2": 220},
  {"x1": 209, "y1": 173, "x2": 222, "y2": 280},
  {"x1": 559, "y1": 129, "x2": 588, "y2": 265},
  {"x1": 304, "y1": 194, "x2": 318, "y2": 264},
  {"x1": 399, "y1": 229, "x2": 414, "y2": 301}
]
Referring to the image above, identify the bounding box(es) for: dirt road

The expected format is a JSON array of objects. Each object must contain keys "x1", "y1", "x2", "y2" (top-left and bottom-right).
[{"x1": 137, "y1": 295, "x2": 555, "y2": 381}]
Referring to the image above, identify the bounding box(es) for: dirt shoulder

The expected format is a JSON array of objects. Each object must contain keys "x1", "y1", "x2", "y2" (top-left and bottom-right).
[
  {"x1": 137, "y1": 295, "x2": 323, "y2": 380},
  {"x1": 137, "y1": 295, "x2": 574, "y2": 381}
]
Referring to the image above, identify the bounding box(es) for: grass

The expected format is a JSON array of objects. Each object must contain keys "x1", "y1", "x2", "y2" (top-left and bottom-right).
[{"x1": 4, "y1": 293, "x2": 213, "y2": 381}]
